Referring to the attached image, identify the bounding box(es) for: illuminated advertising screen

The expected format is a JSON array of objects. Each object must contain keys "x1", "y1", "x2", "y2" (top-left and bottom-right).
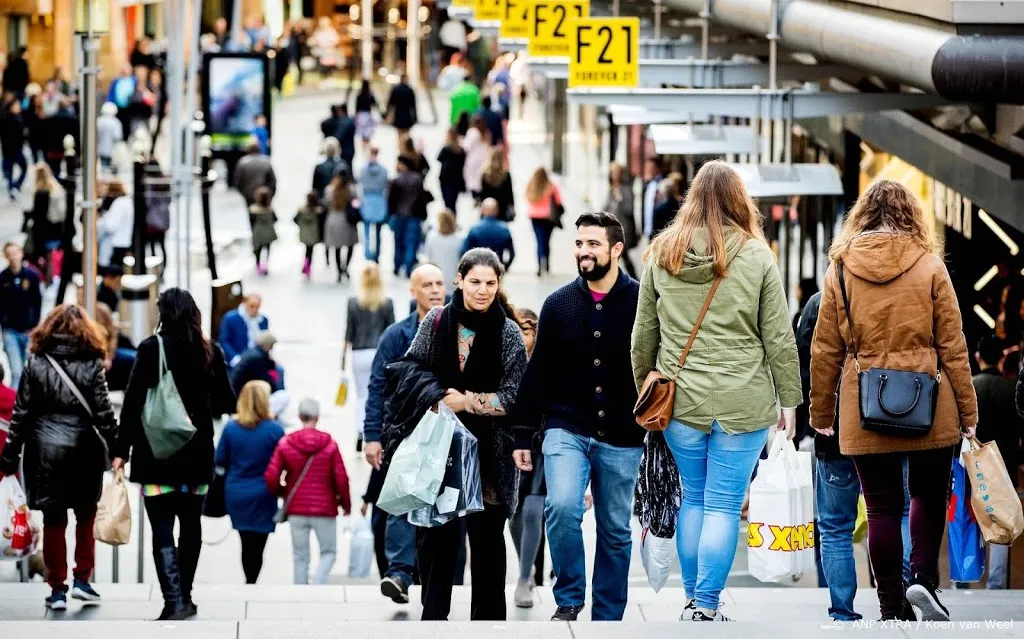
[{"x1": 202, "y1": 53, "x2": 272, "y2": 154}]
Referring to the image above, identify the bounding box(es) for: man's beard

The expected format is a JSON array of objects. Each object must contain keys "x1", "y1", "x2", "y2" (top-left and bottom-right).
[{"x1": 577, "y1": 256, "x2": 612, "y2": 282}]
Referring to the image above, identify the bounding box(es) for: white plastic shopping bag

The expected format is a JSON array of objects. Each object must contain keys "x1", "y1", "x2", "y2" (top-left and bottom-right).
[
  {"x1": 0, "y1": 475, "x2": 41, "y2": 560},
  {"x1": 347, "y1": 515, "x2": 374, "y2": 578},
  {"x1": 639, "y1": 528, "x2": 675, "y2": 592},
  {"x1": 747, "y1": 432, "x2": 815, "y2": 582}
]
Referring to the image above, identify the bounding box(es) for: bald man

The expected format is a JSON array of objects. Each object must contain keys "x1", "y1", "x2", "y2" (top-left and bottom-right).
[
  {"x1": 363, "y1": 264, "x2": 445, "y2": 603},
  {"x1": 218, "y1": 293, "x2": 269, "y2": 367},
  {"x1": 462, "y1": 198, "x2": 515, "y2": 270}
]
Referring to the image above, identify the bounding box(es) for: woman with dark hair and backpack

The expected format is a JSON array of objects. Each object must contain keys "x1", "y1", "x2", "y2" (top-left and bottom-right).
[
  {"x1": 0, "y1": 304, "x2": 117, "y2": 611},
  {"x1": 396, "y1": 247, "x2": 528, "y2": 620},
  {"x1": 114, "y1": 288, "x2": 236, "y2": 620}
]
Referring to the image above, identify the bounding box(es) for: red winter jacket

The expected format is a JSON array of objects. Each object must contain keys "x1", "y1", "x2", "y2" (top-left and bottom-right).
[{"x1": 264, "y1": 427, "x2": 351, "y2": 517}]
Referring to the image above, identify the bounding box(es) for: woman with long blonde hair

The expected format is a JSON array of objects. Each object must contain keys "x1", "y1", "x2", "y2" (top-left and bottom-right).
[
  {"x1": 478, "y1": 147, "x2": 514, "y2": 221},
  {"x1": 632, "y1": 160, "x2": 801, "y2": 622},
  {"x1": 345, "y1": 262, "x2": 395, "y2": 443},
  {"x1": 810, "y1": 179, "x2": 976, "y2": 622},
  {"x1": 524, "y1": 167, "x2": 562, "y2": 276},
  {"x1": 215, "y1": 380, "x2": 285, "y2": 584}
]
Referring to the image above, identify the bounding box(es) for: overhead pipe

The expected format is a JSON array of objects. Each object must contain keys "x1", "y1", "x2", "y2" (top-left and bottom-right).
[{"x1": 665, "y1": 0, "x2": 1024, "y2": 103}]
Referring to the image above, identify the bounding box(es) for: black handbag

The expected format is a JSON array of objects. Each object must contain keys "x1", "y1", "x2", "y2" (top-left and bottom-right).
[
  {"x1": 837, "y1": 262, "x2": 938, "y2": 437},
  {"x1": 203, "y1": 468, "x2": 227, "y2": 518},
  {"x1": 549, "y1": 192, "x2": 565, "y2": 228}
]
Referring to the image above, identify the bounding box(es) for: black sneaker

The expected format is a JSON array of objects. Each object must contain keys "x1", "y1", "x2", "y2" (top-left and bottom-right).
[
  {"x1": 551, "y1": 605, "x2": 584, "y2": 621},
  {"x1": 906, "y1": 575, "x2": 949, "y2": 622},
  {"x1": 692, "y1": 609, "x2": 731, "y2": 621},
  {"x1": 381, "y1": 576, "x2": 410, "y2": 604}
]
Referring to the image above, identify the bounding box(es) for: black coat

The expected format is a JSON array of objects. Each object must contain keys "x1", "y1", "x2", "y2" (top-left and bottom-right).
[
  {"x1": 479, "y1": 172, "x2": 515, "y2": 221},
  {"x1": 230, "y1": 347, "x2": 278, "y2": 395},
  {"x1": 651, "y1": 197, "x2": 678, "y2": 238},
  {"x1": 796, "y1": 291, "x2": 840, "y2": 458},
  {"x1": 386, "y1": 83, "x2": 418, "y2": 130},
  {"x1": 312, "y1": 157, "x2": 348, "y2": 198},
  {"x1": 3, "y1": 58, "x2": 28, "y2": 96},
  {"x1": 0, "y1": 335, "x2": 117, "y2": 512},
  {"x1": 0, "y1": 113, "x2": 26, "y2": 159},
  {"x1": 115, "y1": 334, "x2": 235, "y2": 487},
  {"x1": 977, "y1": 369, "x2": 1022, "y2": 487},
  {"x1": 381, "y1": 358, "x2": 446, "y2": 464}
]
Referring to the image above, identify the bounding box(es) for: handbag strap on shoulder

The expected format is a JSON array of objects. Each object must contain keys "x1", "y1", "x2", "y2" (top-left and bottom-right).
[
  {"x1": 156, "y1": 334, "x2": 168, "y2": 375},
  {"x1": 672, "y1": 237, "x2": 748, "y2": 380},
  {"x1": 282, "y1": 453, "x2": 317, "y2": 511}
]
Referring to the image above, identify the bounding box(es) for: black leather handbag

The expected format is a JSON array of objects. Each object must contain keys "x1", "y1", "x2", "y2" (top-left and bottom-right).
[{"x1": 837, "y1": 263, "x2": 938, "y2": 437}]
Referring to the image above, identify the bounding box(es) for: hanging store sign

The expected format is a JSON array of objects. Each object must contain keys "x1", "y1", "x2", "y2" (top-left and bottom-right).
[
  {"x1": 500, "y1": 0, "x2": 531, "y2": 37},
  {"x1": 452, "y1": 0, "x2": 475, "y2": 6},
  {"x1": 527, "y1": 0, "x2": 589, "y2": 57},
  {"x1": 568, "y1": 16, "x2": 639, "y2": 88},
  {"x1": 475, "y1": 0, "x2": 505, "y2": 21},
  {"x1": 931, "y1": 178, "x2": 973, "y2": 240}
]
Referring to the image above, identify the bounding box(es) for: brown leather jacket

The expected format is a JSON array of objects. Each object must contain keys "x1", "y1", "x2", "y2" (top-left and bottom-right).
[{"x1": 810, "y1": 231, "x2": 977, "y2": 455}]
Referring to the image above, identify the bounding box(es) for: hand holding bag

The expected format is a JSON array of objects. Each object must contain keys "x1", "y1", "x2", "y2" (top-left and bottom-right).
[
  {"x1": 634, "y1": 239, "x2": 746, "y2": 431},
  {"x1": 948, "y1": 440, "x2": 985, "y2": 582},
  {"x1": 377, "y1": 404, "x2": 457, "y2": 516},
  {"x1": 836, "y1": 263, "x2": 938, "y2": 436},
  {"x1": 94, "y1": 468, "x2": 132, "y2": 546},
  {"x1": 963, "y1": 436, "x2": 1024, "y2": 544}
]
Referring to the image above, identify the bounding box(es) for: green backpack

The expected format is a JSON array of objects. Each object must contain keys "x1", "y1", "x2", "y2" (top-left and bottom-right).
[{"x1": 142, "y1": 335, "x2": 197, "y2": 459}]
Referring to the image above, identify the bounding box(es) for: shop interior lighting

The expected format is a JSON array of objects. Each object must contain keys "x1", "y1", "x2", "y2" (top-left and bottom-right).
[
  {"x1": 974, "y1": 305, "x2": 996, "y2": 329},
  {"x1": 974, "y1": 265, "x2": 999, "y2": 292},
  {"x1": 977, "y1": 210, "x2": 1019, "y2": 256}
]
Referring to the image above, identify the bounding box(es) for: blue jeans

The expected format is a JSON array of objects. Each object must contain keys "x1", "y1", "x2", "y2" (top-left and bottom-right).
[
  {"x1": 531, "y1": 219, "x2": 554, "y2": 264},
  {"x1": 3, "y1": 329, "x2": 29, "y2": 389},
  {"x1": 363, "y1": 222, "x2": 384, "y2": 262},
  {"x1": 663, "y1": 419, "x2": 768, "y2": 611},
  {"x1": 390, "y1": 216, "x2": 422, "y2": 277},
  {"x1": 440, "y1": 183, "x2": 460, "y2": 212},
  {"x1": 816, "y1": 456, "x2": 864, "y2": 621},
  {"x1": 543, "y1": 428, "x2": 642, "y2": 620},
  {"x1": 385, "y1": 512, "x2": 416, "y2": 585},
  {"x1": 3, "y1": 151, "x2": 27, "y2": 192}
]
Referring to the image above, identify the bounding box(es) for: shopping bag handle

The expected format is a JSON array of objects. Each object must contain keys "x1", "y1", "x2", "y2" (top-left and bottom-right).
[
  {"x1": 966, "y1": 436, "x2": 982, "y2": 451},
  {"x1": 767, "y1": 429, "x2": 790, "y2": 460}
]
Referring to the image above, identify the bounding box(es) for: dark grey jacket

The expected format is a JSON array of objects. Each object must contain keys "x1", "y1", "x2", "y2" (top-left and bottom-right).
[{"x1": 346, "y1": 298, "x2": 396, "y2": 351}]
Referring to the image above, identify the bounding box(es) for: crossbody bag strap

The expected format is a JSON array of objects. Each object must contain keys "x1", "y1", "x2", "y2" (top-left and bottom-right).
[
  {"x1": 282, "y1": 454, "x2": 317, "y2": 511},
  {"x1": 44, "y1": 354, "x2": 110, "y2": 463},
  {"x1": 835, "y1": 262, "x2": 861, "y2": 373},
  {"x1": 672, "y1": 237, "x2": 748, "y2": 379},
  {"x1": 156, "y1": 334, "x2": 168, "y2": 375}
]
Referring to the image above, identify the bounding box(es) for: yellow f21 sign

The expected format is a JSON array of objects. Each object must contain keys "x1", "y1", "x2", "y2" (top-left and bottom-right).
[
  {"x1": 475, "y1": 0, "x2": 504, "y2": 21},
  {"x1": 527, "y1": 0, "x2": 589, "y2": 58},
  {"x1": 500, "y1": 0, "x2": 531, "y2": 38},
  {"x1": 568, "y1": 17, "x2": 639, "y2": 88}
]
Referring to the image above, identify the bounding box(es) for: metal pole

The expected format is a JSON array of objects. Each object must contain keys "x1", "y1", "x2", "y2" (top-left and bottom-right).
[
  {"x1": 362, "y1": 0, "x2": 373, "y2": 83},
  {"x1": 200, "y1": 135, "x2": 218, "y2": 280},
  {"x1": 407, "y1": 0, "x2": 421, "y2": 89},
  {"x1": 132, "y1": 138, "x2": 147, "y2": 276},
  {"x1": 56, "y1": 138, "x2": 77, "y2": 305},
  {"x1": 700, "y1": 0, "x2": 711, "y2": 61},
  {"x1": 768, "y1": 0, "x2": 779, "y2": 91},
  {"x1": 166, "y1": 0, "x2": 185, "y2": 286},
  {"x1": 80, "y1": 29, "x2": 99, "y2": 316},
  {"x1": 612, "y1": 0, "x2": 620, "y2": 16},
  {"x1": 653, "y1": 0, "x2": 662, "y2": 39}
]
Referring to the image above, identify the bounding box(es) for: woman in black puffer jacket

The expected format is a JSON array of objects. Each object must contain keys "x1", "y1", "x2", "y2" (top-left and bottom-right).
[{"x1": 0, "y1": 304, "x2": 117, "y2": 611}]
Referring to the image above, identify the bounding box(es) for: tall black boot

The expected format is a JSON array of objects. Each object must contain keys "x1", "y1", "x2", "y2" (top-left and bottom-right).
[
  {"x1": 177, "y1": 537, "x2": 201, "y2": 618},
  {"x1": 153, "y1": 547, "x2": 190, "y2": 621}
]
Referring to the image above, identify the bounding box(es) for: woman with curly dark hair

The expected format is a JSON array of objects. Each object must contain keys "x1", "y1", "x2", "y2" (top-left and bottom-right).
[
  {"x1": 114, "y1": 288, "x2": 235, "y2": 620},
  {"x1": 0, "y1": 304, "x2": 117, "y2": 611}
]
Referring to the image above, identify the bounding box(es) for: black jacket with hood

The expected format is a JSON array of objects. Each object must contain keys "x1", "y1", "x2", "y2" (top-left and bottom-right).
[{"x1": 0, "y1": 335, "x2": 117, "y2": 511}]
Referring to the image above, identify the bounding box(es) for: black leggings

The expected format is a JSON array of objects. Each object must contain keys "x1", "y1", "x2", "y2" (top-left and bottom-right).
[
  {"x1": 305, "y1": 245, "x2": 315, "y2": 261},
  {"x1": 335, "y1": 247, "x2": 352, "y2": 276},
  {"x1": 254, "y1": 245, "x2": 271, "y2": 264},
  {"x1": 239, "y1": 531, "x2": 269, "y2": 584},
  {"x1": 144, "y1": 492, "x2": 203, "y2": 600}
]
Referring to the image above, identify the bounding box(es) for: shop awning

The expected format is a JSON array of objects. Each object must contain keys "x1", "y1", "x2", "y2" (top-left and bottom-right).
[
  {"x1": 729, "y1": 163, "x2": 844, "y2": 198},
  {"x1": 648, "y1": 124, "x2": 759, "y2": 155},
  {"x1": 609, "y1": 105, "x2": 707, "y2": 125}
]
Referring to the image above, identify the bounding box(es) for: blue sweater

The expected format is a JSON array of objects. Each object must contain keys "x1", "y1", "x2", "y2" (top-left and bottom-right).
[
  {"x1": 462, "y1": 218, "x2": 515, "y2": 269},
  {"x1": 218, "y1": 309, "x2": 269, "y2": 366},
  {"x1": 215, "y1": 419, "x2": 285, "y2": 533},
  {"x1": 515, "y1": 269, "x2": 643, "y2": 449}
]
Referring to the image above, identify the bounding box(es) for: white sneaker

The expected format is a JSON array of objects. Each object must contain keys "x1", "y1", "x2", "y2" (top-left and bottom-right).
[
  {"x1": 679, "y1": 598, "x2": 696, "y2": 621},
  {"x1": 692, "y1": 606, "x2": 731, "y2": 621},
  {"x1": 514, "y1": 579, "x2": 534, "y2": 608}
]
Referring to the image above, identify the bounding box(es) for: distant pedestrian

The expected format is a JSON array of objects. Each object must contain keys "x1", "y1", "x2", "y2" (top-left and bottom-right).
[
  {"x1": 641, "y1": 157, "x2": 665, "y2": 241},
  {"x1": 437, "y1": 127, "x2": 466, "y2": 212},
  {"x1": 524, "y1": 167, "x2": 561, "y2": 276},
  {"x1": 115, "y1": 288, "x2": 235, "y2": 620},
  {"x1": 251, "y1": 114, "x2": 270, "y2": 155},
  {"x1": 266, "y1": 397, "x2": 352, "y2": 584},
  {"x1": 384, "y1": 74, "x2": 418, "y2": 143},
  {"x1": 449, "y1": 75, "x2": 481, "y2": 126},
  {"x1": 358, "y1": 146, "x2": 389, "y2": 262},
  {"x1": 25, "y1": 163, "x2": 64, "y2": 261},
  {"x1": 323, "y1": 173, "x2": 359, "y2": 281},
  {"x1": 424, "y1": 209, "x2": 464, "y2": 293},
  {"x1": 463, "y1": 198, "x2": 514, "y2": 270},
  {"x1": 461, "y1": 115, "x2": 490, "y2": 199},
  {"x1": 215, "y1": 380, "x2": 286, "y2": 584},
  {"x1": 0, "y1": 304, "x2": 117, "y2": 611},
  {"x1": 96, "y1": 180, "x2": 133, "y2": 268},
  {"x1": 312, "y1": 137, "x2": 344, "y2": 267},
  {"x1": 230, "y1": 331, "x2": 281, "y2": 396},
  {"x1": 651, "y1": 173, "x2": 682, "y2": 238},
  {"x1": 336, "y1": 105, "x2": 356, "y2": 167},
  {"x1": 387, "y1": 155, "x2": 430, "y2": 278},
  {"x1": 0, "y1": 242, "x2": 41, "y2": 388},
  {"x1": 320, "y1": 104, "x2": 342, "y2": 141},
  {"x1": 396, "y1": 249, "x2": 528, "y2": 620},
  {"x1": 233, "y1": 139, "x2": 276, "y2": 207},
  {"x1": 295, "y1": 191, "x2": 324, "y2": 278},
  {"x1": 479, "y1": 148, "x2": 514, "y2": 222},
  {"x1": 96, "y1": 102, "x2": 124, "y2": 173},
  {"x1": 3, "y1": 47, "x2": 29, "y2": 98},
  {"x1": 603, "y1": 162, "x2": 637, "y2": 278},
  {"x1": 345, "y1": 263, "x2": 395, "y2": 442},
  {"x1": 218, "y1": 293, "x2": 269, "y2": 368},
  {"x1": 400, "y1": 136, "x2": 430, "y2": 178},
  {"x1": 0, "y1": 99, "x2": 28, "y2": 198},
  {"x1": 477, "y1": 96, "x2": 504, "y2": 149},
  {"x1": 354, "y1": 80, "x2": 378, "y2": 150},
  {"x1": 249, "y1": 186, "x2": 278, "y2": 276},
  {"x1": 42, "y1": 99, "x2": 77, "y2": 176}
]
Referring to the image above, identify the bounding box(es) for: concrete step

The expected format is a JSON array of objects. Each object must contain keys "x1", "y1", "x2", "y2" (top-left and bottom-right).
[{"x1": 0, "y1": 584, "x2": 1022, "y2": 626}]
